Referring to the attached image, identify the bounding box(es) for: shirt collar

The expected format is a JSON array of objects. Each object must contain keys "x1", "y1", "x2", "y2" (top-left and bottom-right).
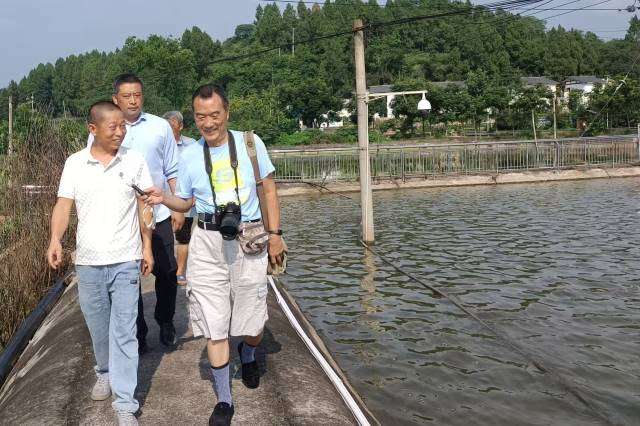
[
  {"x1": 85, "y1": 146, "x2": 125, "y2": 165},
  {"x1": 127, "y1": 112, "x2": 147, "y2": 126}
]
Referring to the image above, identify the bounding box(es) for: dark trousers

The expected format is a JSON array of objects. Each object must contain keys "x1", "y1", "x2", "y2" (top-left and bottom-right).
[{"x1": 137, "y1": 217, "x2": 178, "y2": 340}]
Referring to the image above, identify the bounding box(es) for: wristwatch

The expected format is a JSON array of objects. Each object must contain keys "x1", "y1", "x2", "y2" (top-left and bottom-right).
[{"x1": 268, "y1": 229, "x2": 283, "y2": 236}]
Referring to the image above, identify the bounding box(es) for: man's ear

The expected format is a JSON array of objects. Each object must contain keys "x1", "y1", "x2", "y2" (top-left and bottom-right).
[
  {"x1": 88, "y1": 123, "x2": 97, "y2": 135},
  {"x1": 112, "y1": 94, "x2": 118, "y2": 106}
]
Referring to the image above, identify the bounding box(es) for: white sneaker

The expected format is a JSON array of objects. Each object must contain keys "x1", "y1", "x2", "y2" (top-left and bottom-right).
[
  {"x1": 90, "y1": 371, "x2": 111, "y2": 401},
  {"x1": 116, "y1": 410, "x2": 139, "y2": 426}
]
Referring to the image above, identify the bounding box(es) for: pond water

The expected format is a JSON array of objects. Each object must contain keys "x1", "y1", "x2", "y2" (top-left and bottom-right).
[{"x1": 279, "y1": 178, "x2": 640, "y2": 425}]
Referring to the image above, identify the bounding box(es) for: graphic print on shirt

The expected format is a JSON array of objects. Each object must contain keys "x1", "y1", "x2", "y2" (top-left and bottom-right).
[{"x1": 209, "y1": 157, "x2": 250, "y2": 207}]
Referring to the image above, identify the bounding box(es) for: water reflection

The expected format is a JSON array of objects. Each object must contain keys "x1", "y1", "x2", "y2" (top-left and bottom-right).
[
  {"x1": 359, "y1": 249, "x2": 377, "y2": 313},
  {"x1": 280, "y1": 178, "x2": 640, "y2": 425}
]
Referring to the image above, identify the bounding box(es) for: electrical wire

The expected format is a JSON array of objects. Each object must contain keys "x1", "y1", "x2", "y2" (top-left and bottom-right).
[
  {"x1": 540, "y1": 0, "x2": 616, "y2": 20},
  {"x1": 209, "y1": 0, "x2": 543, "y2": 64}
]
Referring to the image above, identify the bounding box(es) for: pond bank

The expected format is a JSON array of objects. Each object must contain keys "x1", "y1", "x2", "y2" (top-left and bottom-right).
[{"x1": 277, "y1": 166, "x2": 640, "y2": 197}]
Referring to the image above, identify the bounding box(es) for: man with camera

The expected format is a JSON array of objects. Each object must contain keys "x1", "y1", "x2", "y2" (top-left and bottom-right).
[{"x1": 144, "y1": 84, "x2": 285, "y2": 426}]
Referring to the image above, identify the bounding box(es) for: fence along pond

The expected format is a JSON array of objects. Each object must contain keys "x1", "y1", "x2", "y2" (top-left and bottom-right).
[{"x1": 270, "y1": 136, "x2": 639, "y2": 182}]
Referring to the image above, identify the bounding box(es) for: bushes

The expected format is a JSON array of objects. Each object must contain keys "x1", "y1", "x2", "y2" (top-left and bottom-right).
[
  {"x1": 0, "y1": 113, "x2": 75, "y2": 352},
  {"x1": 275, "y1": 126, "x2": 387, "y2": 147}
]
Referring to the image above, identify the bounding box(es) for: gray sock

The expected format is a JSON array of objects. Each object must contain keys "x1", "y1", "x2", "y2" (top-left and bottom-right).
[{"x1": 210, "y1": 363, "x2": 232, "y2": 406}]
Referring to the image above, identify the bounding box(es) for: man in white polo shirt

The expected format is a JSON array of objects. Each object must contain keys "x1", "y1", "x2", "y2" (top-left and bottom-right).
[{"x1": 48, "y1": 101, "x2": 154, "y2": 426}]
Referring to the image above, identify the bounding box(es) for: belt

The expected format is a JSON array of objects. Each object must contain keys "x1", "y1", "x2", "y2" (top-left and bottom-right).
[
  {"x1": 197, "y1": 220, "x2": 219, "y2": 231},
  {"x1": 197, "y1": 212, "x2": 261, "y2": 224},
  {"x1": 197, "y1": 212, "x2": 217, "y2": 222},
  {"x1": 196, "y1": 214, "x2": 261, "y2": 232}
]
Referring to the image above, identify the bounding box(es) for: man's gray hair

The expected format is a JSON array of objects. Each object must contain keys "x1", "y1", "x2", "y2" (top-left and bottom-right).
[{"x1": 162, "y1": 110, "x2": 183, "y2": 124}]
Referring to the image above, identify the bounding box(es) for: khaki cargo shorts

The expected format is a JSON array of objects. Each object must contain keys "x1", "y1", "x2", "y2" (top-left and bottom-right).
[{"x1": 185, "y1": 226, "x2": 269, "y2": 340}]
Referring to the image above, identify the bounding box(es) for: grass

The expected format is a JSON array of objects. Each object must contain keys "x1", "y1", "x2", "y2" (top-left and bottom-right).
[{"x1": 0, "y1": 117, "x2": 79, "y2": 352}]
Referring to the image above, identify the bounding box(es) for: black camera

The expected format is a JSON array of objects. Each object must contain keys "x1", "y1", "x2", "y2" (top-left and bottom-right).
[{"x1": 217, "y1": 202, "x2": 241, "y2": 240}]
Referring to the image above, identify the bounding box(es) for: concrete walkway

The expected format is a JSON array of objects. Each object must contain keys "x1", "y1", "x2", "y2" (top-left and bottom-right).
[{"x1": 0, "y1": 276, "x2": 356, "y2": 425}]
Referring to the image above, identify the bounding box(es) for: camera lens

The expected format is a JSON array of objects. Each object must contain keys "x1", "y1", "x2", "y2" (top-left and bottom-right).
[{"x1": 219, "y1": 203, "x2": 241, "y2": 240}]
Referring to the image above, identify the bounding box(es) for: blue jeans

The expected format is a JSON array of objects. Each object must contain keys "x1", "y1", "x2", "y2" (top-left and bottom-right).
[{"x1": 76, "y1": 261, "x2": 140, "y2": 413}]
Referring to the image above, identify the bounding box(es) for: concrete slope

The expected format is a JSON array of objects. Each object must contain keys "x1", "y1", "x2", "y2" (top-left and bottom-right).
[{"x1": 0, "y1": 276, "x2": 356, "y2": 425}]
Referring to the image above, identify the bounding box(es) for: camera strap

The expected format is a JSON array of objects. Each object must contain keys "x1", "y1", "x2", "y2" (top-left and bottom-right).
[{"x1": 202, "y1": 130, "x2": 241, "y2": 212}]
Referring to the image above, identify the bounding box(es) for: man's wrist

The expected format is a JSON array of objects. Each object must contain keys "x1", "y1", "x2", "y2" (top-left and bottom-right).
[{"x1": 268, "y1": 229, "x2": 283, "y2": 236}]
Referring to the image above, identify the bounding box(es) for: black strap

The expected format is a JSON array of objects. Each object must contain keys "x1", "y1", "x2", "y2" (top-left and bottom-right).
[{"x1": 202, "y1": 131, "x2": 241, "y2": 211}]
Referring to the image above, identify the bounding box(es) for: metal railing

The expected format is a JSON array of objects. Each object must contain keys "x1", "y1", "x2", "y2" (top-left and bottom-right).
[{"x1": 270, "y1": 136, "x2": 639, "y2": 182}]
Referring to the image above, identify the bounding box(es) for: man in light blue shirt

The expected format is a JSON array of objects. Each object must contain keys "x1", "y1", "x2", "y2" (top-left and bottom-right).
[
  {"x1": 88, "y1": 74, "x2": 182, "y2": 352},
  {"x1": 163, "y1": 110, "x2": 196, "y2": 285},
  {"x1": 145, "y1": 84, "x2": 285, "y2": 426}
]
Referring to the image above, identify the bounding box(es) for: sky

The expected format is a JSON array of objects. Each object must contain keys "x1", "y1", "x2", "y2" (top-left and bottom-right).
[{"x1": 0, "y1": 0, "x2": 636, "y2": 86}]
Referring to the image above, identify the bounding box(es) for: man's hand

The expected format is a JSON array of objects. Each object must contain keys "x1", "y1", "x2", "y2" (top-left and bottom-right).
[
  {"x1": 268, "y1": 234, "x2": 286, "y2": 266},
  {"x1": 47, "y1": 239, "x2": 63, "y2": 270},
  {"x1": 140, "y1": 186, "x2": 164, "y2": 206},
  {"x1": 171, "y1": 211, "x2": 185, "y2": 232},
  {"x1": 141, "y1": 246, "x2": 154, "y2": 277}
]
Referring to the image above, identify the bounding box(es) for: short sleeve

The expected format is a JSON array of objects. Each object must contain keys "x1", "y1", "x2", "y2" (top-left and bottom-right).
[
  {"x1": 57, "y1": 158, "x2": 75, "y2": 200},
  {"x1": 162, "y1": 121, "x2": 179, "y2": 181},
  {"x1": 135, "y1": 157, "x2": 154, "y2": 191},
  {"x1": 175, "y1": 154, "x2": 193, "y2": 200},
  {"x1": 254, "y1": 134, "x2": 275, "y2": 179}
]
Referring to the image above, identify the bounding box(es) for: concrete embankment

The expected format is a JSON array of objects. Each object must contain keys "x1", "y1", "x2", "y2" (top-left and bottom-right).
[
  {"x1": 277, "y1": 166, "x2": 640, "y2": 197},
  {"x1": 0, "y1": 276, "x2": 358, "y2": 425}
]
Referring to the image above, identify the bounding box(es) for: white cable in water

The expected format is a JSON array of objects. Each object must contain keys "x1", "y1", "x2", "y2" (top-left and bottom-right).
[{"x1": 268, "y1": 276, "x2": 371, "y2": 426}]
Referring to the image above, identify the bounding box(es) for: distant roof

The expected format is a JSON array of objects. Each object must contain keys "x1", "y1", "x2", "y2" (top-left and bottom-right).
[
  {"x1": 565, "y1": 75, "x2": 606, "y2": 84},
  {"x1": 430, "y1": 81, "x2": 466, "y2": 89},
  {"x1": 521, "y1": 76, "x2": 557, "y2": 86},
  {"x1": 368, "y1": 85, "x2": 392, "y2": 94}
]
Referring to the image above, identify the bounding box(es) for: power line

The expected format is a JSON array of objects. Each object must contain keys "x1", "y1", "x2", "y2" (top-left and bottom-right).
[
  {"x1": 212, "y1": 0, "x2": 632, "y2": 66},
  {"x1": 262, "y1": 0, "x2": 631, "y2": 10},
  {"x1": 260, "y1": 0, "x2": 528, "y2": 7},
  {"x1": 540, "y1": 0, "x2": 624, "y2": 21},
  {"x1": 209, "y1": 0, "x2": 542, "y2": 64}
]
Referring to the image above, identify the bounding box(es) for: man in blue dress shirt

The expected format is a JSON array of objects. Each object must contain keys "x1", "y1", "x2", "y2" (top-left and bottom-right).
[{"x1": 88, "y1": 74, "x2": 183, "y2": 351}]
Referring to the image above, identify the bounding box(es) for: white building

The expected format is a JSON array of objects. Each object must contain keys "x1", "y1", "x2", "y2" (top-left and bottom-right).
[{"x1": 563, "y1": 75, "x2": 608, "y2": 103}]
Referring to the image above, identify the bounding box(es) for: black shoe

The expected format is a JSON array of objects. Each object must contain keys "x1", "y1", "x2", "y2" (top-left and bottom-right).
[
  {"x1": 238, "y1": 342, "x2": 260, "y2": 389},
  {"x1": 159, "y1": 322, "x2": 176, "y2": 346},
  {"x1": 209, "y1": 402, "x2": 234, "y2": 426},
  {"x1": 138, "y1": 337, "x2": 148, "y2": 355}
]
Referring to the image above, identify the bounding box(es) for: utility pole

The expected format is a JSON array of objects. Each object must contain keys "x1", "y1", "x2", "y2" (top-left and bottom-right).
[
  {"x1": 637, "y1": 122, "x2": 640, "y2": 161},
  {"x1": 30, "y1": 94, "x2": 34, "y2": 112},
  {"x1": 63, "y1": 99, "x2": 67, "y2": 118},
  {"x1": 531, "y1": 109, "x2": 537, "y2": 142},
  {"x1": 8, "y1": 95, "x2": 13, "y2": 156},
  {"x1": 292, "y1": 27, "x2": 296, "y2": 56},
  {"x1": 353, "y1": 19, "x2": 374, "y2": 243},
  {"x1": 552, "y1": 91, "x2": 557, "y2": 140}
]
